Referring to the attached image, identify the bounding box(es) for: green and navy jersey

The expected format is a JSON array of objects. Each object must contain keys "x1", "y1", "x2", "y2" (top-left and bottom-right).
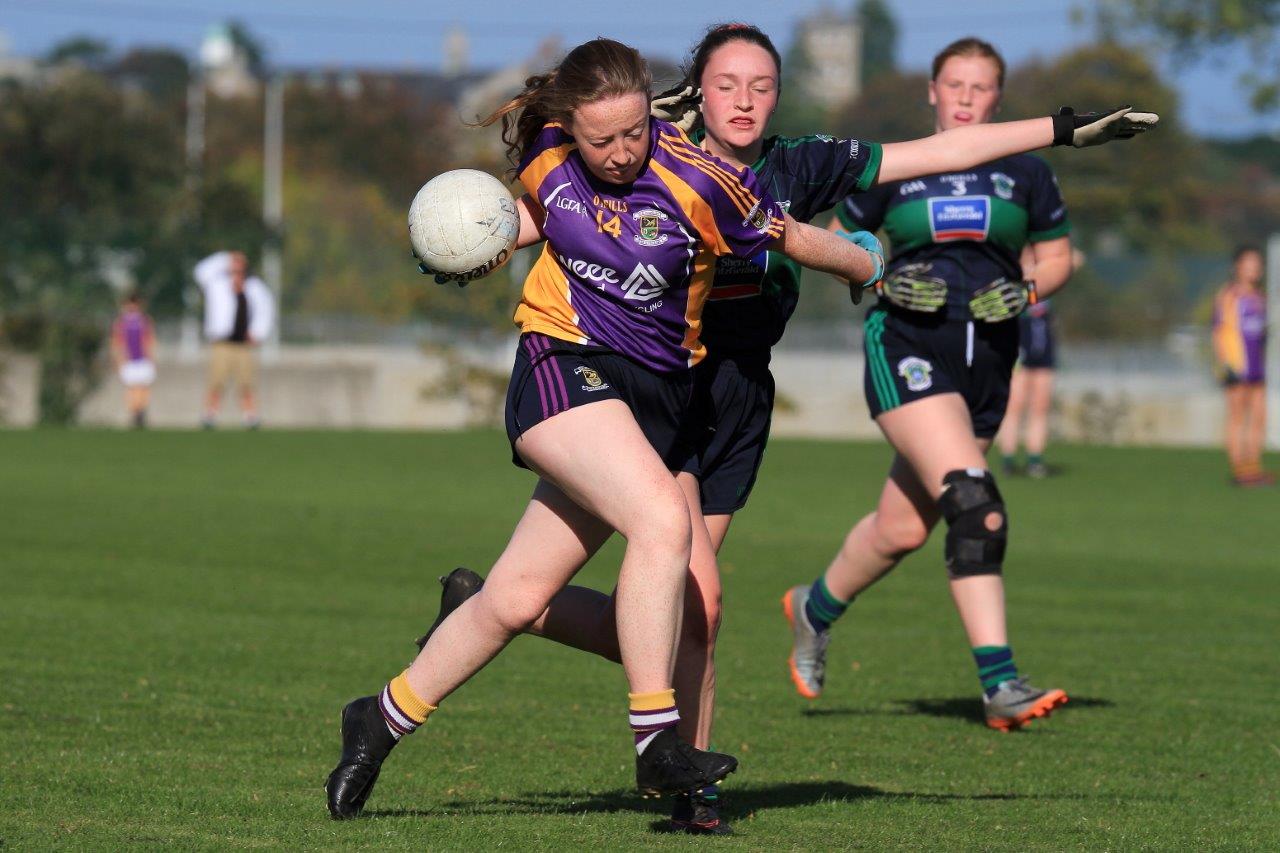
[
  {"x1": 693, "y1": 132, "x2": 883, "y2": 357},
  {"x1": 836, "y1": 154, "x2": 1069, "y2": 318}
]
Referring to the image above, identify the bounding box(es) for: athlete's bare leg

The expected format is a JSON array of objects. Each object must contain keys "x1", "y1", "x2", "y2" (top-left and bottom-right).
[
  {"x1": 1225, "y1": 384, "x2": 1248, "y2": 473},
  {"x1": 406, "y1": 399, "x2": 690, "y2": 703},
  {"x1": 1023, "y1": 368, "x2": 1055, "y2": 457},
  {"x1": 671, "y1": 473, "x2": 722, "y2": 749},
  {"x1": 822, "y1": 393, "x2": 1006, "y2": 646},
  {"x1": 998, "y1": 368, "x2": 1027, "y2": 460},
  {"x1": 1243, "y1": 384, "x2": 1267, "y2": 473},
  {"x1": 529, "y1": 475, "x2": 727, "y2": 748}
]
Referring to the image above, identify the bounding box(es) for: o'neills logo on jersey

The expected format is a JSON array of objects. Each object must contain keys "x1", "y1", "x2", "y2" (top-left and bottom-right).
[
  {"x1": 928, "y1": 196, "x2": 990, "y2": 242},
  {"x1": 631, "y1": 207, "x2": 669, "y2": 247},
  {"x1": 621, "y1": 262, "x2": 668, "y2": 301}
]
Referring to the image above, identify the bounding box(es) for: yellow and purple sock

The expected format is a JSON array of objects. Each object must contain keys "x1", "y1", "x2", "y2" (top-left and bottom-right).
[
  {"x1": 379, "y1": 671, "x2": 436, "y2": 740},
  {"x1": 629, "y1": 689, "x2": 679, "y2": 755},
  {"x1": 973, "y1": 645, "x2": 1018, "y2": 697}
]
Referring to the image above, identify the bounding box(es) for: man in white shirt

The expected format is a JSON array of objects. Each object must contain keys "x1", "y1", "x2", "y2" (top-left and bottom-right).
[{"x1": 194, "y1": 251, "x2": 275, "y2": 428}]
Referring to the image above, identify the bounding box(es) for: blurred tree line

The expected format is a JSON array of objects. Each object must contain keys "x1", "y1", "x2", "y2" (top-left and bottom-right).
[{"x1": 1, "y1": 6, "x2": 1277, "y2": 422}]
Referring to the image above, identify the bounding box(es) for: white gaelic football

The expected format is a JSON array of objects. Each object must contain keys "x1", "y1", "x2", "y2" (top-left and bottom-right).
[{"x1": 408, "y1": 169, "x2": 520, "y2": 281}]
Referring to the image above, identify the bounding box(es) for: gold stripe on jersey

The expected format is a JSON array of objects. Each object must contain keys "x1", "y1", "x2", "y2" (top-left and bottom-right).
[
  {"x1": 657, "y1": 137, "x2": 758, "y2": 220},
  {"x1": 657, "y1": 131, "x2": 761, "y2": 214},
  {"x1": 681, "y1": 247, "x2": 716, "y2": 366},
  {"x1": 649, "y1": 158, "x2": 730, "y2": 256},
  {"x1": 519, "y1": 138, "x2": 577, "y2": 201},
  {"x1": 513, "y1": 243, "x2": 588, "y2": 345}
]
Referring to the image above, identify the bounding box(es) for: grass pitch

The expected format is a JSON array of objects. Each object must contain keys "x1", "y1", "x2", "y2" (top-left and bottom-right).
[{"x1": 1, "y1": 429, "x2": 1277, "y2": 850}]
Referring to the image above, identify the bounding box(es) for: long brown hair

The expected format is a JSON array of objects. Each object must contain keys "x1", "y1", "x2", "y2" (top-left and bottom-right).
[
  {"x1": 479, "y1": 38, "x2": 652, "y2": 175},
  {"x1": 931, "y1": 37, "x2": 1006, "y2": 89}
]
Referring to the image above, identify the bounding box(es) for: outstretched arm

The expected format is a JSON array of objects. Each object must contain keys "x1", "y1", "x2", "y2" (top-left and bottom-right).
[
  {"x1": 879, "y1": 119, "x2": 1054, "y2": 183},
  {"x1": 771, "y1": 215, "x2": 881, "y2": 289},
  {"x1": 877, "y1": 107, "x2": 1159, "y2": 184}
]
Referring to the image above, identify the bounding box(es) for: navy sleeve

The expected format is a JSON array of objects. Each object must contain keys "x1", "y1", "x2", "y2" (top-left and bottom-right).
[
  {"x1": 1025, "y1": 157, "x2": 1070, "y2": 242},
  {"x1": 779, "y1": 136, "x2": 883, "y2": 222},
  {"x1": 834, "y1": 182, "x2": 892, "y2": 233}
]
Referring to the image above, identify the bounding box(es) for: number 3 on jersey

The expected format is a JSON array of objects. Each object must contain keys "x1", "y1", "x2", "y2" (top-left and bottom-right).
[{"x1": 596, "y1": 210, "x2": 622, "y2": 238}]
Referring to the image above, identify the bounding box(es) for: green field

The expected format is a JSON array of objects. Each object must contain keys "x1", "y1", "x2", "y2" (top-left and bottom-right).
[{"x1": 2, "y1": 430, "x2": 1277, "y2": 850}]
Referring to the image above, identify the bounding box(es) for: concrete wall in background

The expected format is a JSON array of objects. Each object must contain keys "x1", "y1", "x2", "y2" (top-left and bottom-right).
[{"x1": 0, "y1": 342, "x2": 1247, "y2": 448}]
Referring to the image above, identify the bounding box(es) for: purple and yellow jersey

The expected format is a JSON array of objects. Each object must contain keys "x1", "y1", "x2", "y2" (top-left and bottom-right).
[
  {"x1": 1213, "y1": 288, "x2": 1267, "y2": 382},
  {"x1": 514, "y1": 117, "x2": 785, "y2": 372},
  {"x1": 113, "y1": 309, "x2": 151, "y2": 362}
]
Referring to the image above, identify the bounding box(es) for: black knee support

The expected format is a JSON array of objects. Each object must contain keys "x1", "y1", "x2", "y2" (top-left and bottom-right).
[{"x1": 938, "y1": 468, "x2": 1006, "y2": 578}]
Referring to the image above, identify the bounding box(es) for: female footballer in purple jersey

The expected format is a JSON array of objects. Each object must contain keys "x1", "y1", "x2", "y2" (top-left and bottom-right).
[
  {"x1": 1213, "y1": 244, "x2": 1273, "y2": 486},
  {"x1": 111, "y1": 291, "x2": 156, "y2": 429},
  {"x1": 326, "y1": 37, "x2": 884, "y2": 821},
  {"x1": 413, "y1": 24, "x2": 1158, "y2": 835}
]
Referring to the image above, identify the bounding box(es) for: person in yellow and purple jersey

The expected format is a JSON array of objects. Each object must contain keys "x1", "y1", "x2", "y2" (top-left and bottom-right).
[
  {"x1": 111, "y1": 291, "x2": 156, "y2": 429},
  {"x1": 411, "y1": 24, "x2": 1159, "y2": 835},
  {"x1": 783, "y1": 37, "x2": 1158, "y2": 735},
  {"x1": 1213, "y1": 244, "x2": 1272, "y2": 487},
  {"x1": 325, "y1": 37, "x2": 884, "y2": 823}
]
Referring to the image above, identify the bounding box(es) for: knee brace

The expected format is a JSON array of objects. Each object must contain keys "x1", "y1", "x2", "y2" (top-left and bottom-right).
[{"x1": 938, "y1": 468, "x2": 1007, "y2": 578}]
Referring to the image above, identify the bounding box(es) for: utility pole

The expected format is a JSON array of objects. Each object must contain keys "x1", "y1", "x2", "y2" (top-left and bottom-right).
[
  {"x1": 181, "y1": 75, "x2": 206, "y2": 359},
  {"x1": 263, "y1": 75, "x2": 284, "y2": 357}
]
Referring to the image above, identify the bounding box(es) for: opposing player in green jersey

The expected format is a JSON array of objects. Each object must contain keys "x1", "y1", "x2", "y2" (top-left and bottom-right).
[{"x1": 784, "y1": 38, "x2": 1127, "y2": 731}]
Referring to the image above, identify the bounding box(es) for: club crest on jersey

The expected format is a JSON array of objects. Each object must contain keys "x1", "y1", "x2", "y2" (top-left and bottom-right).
[
  {"x1": 632, "y1": 208, "x2": 669, "y2": 247},
  {"x1": 928, "y1": 196, "x2": 990, "y2": 242},
  {"x1": 991, "y1": 172, "x2": 1015, "y2": 200},
  {"x1": 897, "y1": 356, "x2": 933, "y2": 392},
  {"x1": 746, "y1": 202, "x2": 771, "y2": 233},
  {"x1": 574, "y1": 366, "x2": 609, "y2": 392}
]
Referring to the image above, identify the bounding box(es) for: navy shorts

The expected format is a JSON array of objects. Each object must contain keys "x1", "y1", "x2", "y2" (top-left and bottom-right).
[
  {"x1": 863, "y1": 305, "x2": 1019, "y2": 439},
  {"x1": 681, "y1": 354, "x2": 775, "y2": 515},
  {"x1": 504, "y1": 333, "x2": 696, "y2": 470},
  {"x1": 1018, "y1": 311, "x2": 1057, "y2": 369}
]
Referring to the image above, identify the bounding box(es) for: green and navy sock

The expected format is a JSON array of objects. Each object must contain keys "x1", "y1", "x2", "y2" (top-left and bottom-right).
[
  {"x1": 973, "y1": 645, "x2": 1018, "y2": 697},
  {"x1": 1027, "y1": 453, "x2": 1044, "y2": 467},
  {"x1": 804, "y1": 577, "x2": 851, "y2": 633}
]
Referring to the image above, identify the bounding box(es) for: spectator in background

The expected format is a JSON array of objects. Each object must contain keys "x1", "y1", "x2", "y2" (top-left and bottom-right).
[
  {"x1": 111, "y1": 291, "x2": 156, "y2": 429},
  {"x1": 1212, "y1": 244, "x2": 1272, "y2": 486},
  {"x1": 999, "y1": 247, "x2": 1083, "y2": 478},
  {"x1": 194, "y1": 251, "x2": 274, "y2": 429}
]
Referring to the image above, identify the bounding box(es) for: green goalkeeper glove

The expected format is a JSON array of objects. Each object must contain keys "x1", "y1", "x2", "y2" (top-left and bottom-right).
[
  {"x1": 969, "y1": 278, "x2": 1037, "y2": 322},
  {"x1": 877, "y1": 263, "x2": 948, "y2": 313}
]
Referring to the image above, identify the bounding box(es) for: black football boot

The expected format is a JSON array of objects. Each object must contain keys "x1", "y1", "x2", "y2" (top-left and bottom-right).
[
  {"x1": 325, "y1": 696, "x2": 397, "y2": 819},
  {"x1": 635, "y1": 729, "x2": 737, "y2": 796},
  {"x1": 414, "y1": 568, "x2": 485, "y2": 651}
]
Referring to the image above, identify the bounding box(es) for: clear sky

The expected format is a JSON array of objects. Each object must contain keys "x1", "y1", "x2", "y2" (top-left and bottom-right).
[{"x1": 2, "y1": 0, "x2": 1276, "y2": 138}]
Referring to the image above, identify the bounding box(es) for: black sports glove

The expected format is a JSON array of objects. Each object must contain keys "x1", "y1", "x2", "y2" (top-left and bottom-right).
[
  {"x1": 650, "y1": 82, "x2": 702, "y2": 132},
  {"x1": 1051, "y1": 106, "x2": 1159, "y2": 148}
]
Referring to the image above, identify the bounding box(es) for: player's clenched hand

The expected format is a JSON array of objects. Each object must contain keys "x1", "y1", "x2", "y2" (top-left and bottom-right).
[
  {"x1": 650, "y1": 83, "x2": 702, "y2": 133},
  {"x1": 412, "y1": 248, "x2": 470, "y2": 288},
  {"x1": 1052, "y1": 106, "x2": 1159, "y2": 148},
  {"x1": 834, "y1": 229, "x2": 883, "y2": 305},
  {"x1": 969, "y1": 278, "x2": 1036, "y2": 322}
]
